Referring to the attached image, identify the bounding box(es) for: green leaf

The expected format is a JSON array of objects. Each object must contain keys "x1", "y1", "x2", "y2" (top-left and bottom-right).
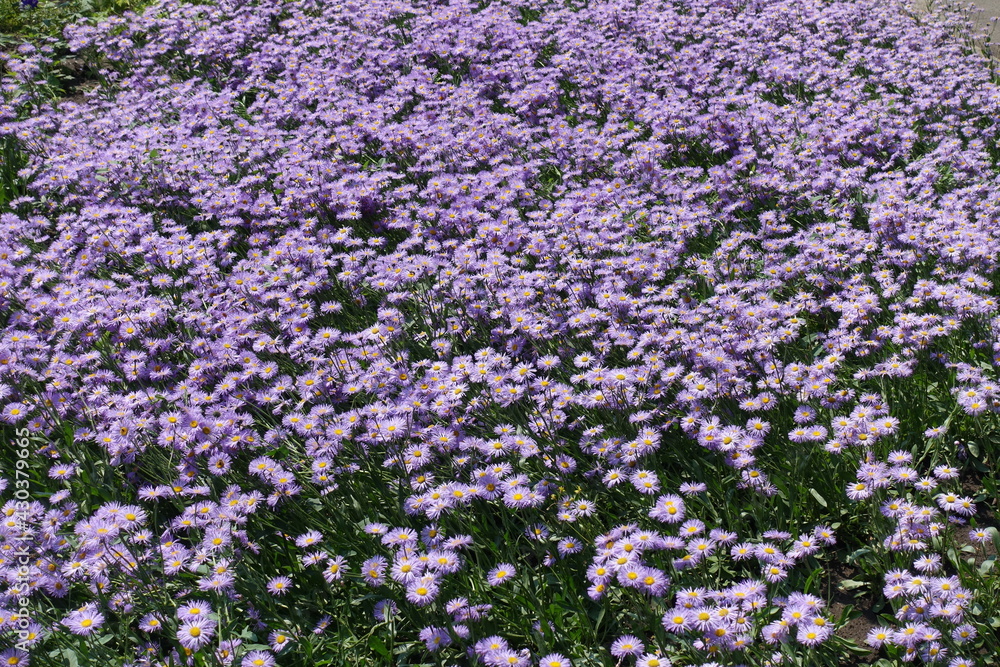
[
  {"x1": 979, "y1": 556, "x2": 996, "y2": 576},
  {"x1": 837, "y1": 579, "x2": 868, "y2": 591},
  {"x1": 809, "y1": 488, "x2": 828, "y2": 508},
  {"x1": 369, "y1": 635, "x2": 389, "y2": 658},
  {"x1": 967, "y1": 441, "x2": 981, "y2": 458},
  {"x1": 846, "y1": 547, "x2": 871, "y2": 565},
  {"x1": 50, "y1": 649, "x2": 79, "y2": 667}
]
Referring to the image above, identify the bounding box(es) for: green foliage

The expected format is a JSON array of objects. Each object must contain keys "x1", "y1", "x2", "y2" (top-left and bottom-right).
[
  {"x1": 1, "y1": 0, "x2": 149, "y2": 45},
  {"x1": 0, "y1": 134, "x2": 28, "y2": 209}
]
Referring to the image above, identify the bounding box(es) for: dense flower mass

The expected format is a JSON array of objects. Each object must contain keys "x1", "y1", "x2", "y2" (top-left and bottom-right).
[{"x1": 0, "y1": 0, "x2": 999, "y2": 664}]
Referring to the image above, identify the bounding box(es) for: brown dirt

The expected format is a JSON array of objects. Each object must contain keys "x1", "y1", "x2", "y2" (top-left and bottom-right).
[{"x1": 826, "y1": 561, "x2": 881, "y2": 666}]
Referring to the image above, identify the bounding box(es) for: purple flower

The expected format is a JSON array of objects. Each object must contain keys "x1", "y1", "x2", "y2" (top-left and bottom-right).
[
  {"x1": 610, "y1": 635, "x2": 645, "y2": 657},
  {"x1": 361, "y1": 556, "x2": 388, "y2": 586},
  {"x1": 796, "y1": 623, "x2": 831, "y2": 646},
  {"x1": 177, "y1": 600, "x2": 212, "y2": 620},
  {"x1": 538, "y1": 654, "x2": 571, "y2": 667},
  {"x1": 0, "y1": 650, "x2": 29, "y2": 667},
  {"x1": 266, "y1": 575, "x2": 293, "y2": 596},
  {"x1": 241, "y1": 651, "x2": 276, "y2": 667},
  {"x1": 418, "y1": 626, "x2": 451, "y2": 652},
  {"x1": 487, "y1": 563, "x2": 516, "y2": 586},
  {"x1": 323, "y1": 556, "x2": 347, "y2": 582},
  {"x1": 556, "y1": 538, "x2": 583, "y2": 556},
  {"x1": 649, "y1": 494, "x2": 685, "y2": 523},
  {"x1": 269, "y1": 630, "x2": 293, "y2": 653},
  {"x1": 177, "y1": 618, "x2": 216, "y2": 651},
  {"x1": 405, "y1": 575, "x2": 440, "y2": 607},
  {"x1": 48, "y1": 463, "x2": 76, "y2": 479},
  {"x1": 139, "y1": 614, "x2": 165, "y2": 632},
  {"x1": 63, "y1": 605, "x2": 104, "y2": 635}
]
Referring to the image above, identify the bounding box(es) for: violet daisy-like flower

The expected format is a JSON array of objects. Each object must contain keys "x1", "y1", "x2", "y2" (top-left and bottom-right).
[
  {"x1": 63, "y1": 604, "x2": 104, "y2": 635},
  {"x1": 241, "y1": 650, "x2": 276, "y2": 667},
  {"x1": 812, "y1": 525, "x2": 836, "y2": 544},
  {"x1": 865, "y1": 627, "x2": 892, "y2": 648},
  {"x1": 139, "y1": 613, "x2": 165, "y2": 632},
  {"x1": 382, "y1": 527, "x2": 418, "y2": 547},
  {"x1": 323, "y1": 555, "x2": 346, "y2": 582},
  {"x1": 538, "y1": 653, "x2": 572, "y2": 667},
  {"x1": 951, "y1": 624, "x2": 976, "y2": 643},
  {"x1": 968, "y1": 527, "x2": 993, "y2": 544},
  {"x1": 177, "y1": 618, "x2": 216, "y2": 650},
  {"x1": 361, "y1": 556, "x2": 388, "y2": 586},
  {"x1": 177, "y1": 600, "x2": 212, "y2": 620},
  {"x1": 762, "y1": 621, "x2": 790, "y2": 644},
  {"x1": 679, "y1": 519, "x2": 704, "y2": 537},
  {"x1": 266, "y1": 575, "x2": 293, "y2": 596},
  {"x1": 933, "y1": 465, "x2": 960, "y2": 480},
  {"x1": 216, "y1": 639, "x2": 241, "y2": 664},
  {"x1": 638, "y1": 568, "x2": 670, "y2": 597},
  {"x1": 762, "y1": 530, "x2": 791, "y2": 540},
  {"x1": 313, "y1": 615, "x2": 332, "y2": 635},
  {"x1": 475, "y1": 636, "x2": 509, "y2": 655},
  {"x1": 610, "y1": 635, "x2": 645, "y2": 657},
  {"x1": 556, "y1": 538, "x2": 583, "y2": 556},
  {"x1": 649, "y1": 494, "x2": 685, "y2": 523},
  {"x1": 427, "y1": 549, "x2": 463, "y2": 574},
  {"x1": 796, "y1": 624, "x2": 831, "y2": 646},
  {"x1": 487, "y1": 563, "x2": 516, "y2": 586},
  {"x1": 294, "y1": 530, "x2": 323, "y2": 548},
  {"x1": 0, "y1": 403, "x2": 28, "y2": 424},
  {"x1": 405, "y1": 575, "x2": 440, "y2": 607},
  {"x1": 48, "y1": 463, "x2": 76, "y2": 480},
  {"x1": 268, "y1": 629, "x2": 293, "y2": 652},
  {"x1": 199, "y1": 572, "x2": 236, "y2": 592},
  {"x1": 364, "y1": 523, "x2": 388, "y2": 536},
  {"x1": 390, "y1": 556, "x2": 422, "y2": 583},
  {"x1": 663, "y1": 609, "x2": 691, "y2": 633},
  {"x1": 489, "y1": 649, "x2": 530, "y2": 666},
  {"x1": 846, "y1": 481, "x2": 872, "y2": 500},
  {"x1": 637, "y1": 653, "x2": 670, "y2": 667},
  {"x1": 418, "y1": 626, "x2": 451, "y2": 651},
  {"x1": 603, "y1": 468, "x2": 626, "y2": 487},
  {"x1": 913, "y1": 554, "x2": 942, "y2": 573},
  {"x1": 0, "y1": 650, "x2": 29, "y2": 667}
]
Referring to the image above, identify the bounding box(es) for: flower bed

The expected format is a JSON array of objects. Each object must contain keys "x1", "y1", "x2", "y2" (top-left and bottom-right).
[{"x1": 0, "y1": 0, "x2": 999, "y2": 665}]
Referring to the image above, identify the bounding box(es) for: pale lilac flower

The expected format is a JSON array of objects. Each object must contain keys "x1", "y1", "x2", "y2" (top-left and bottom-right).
[
  {"x1": 177, "y1": 600, "x2": 212, "y2": 620},
  {"x1": 177, "y1": 618, "x2": 216, "y2": 650},
  {"x1": 418, "y1": 626, "x2": 451, "y2": 651},
  {"x1": 538, "y1": 653, "x2": 572, "y2": 667},
  {"x1": 241, "y1": 650, "x2": 276, "y2": 667},
  {"x1": 266, "y1": 575, "x2": 293, "y2": 596},
  {"x1": 487, "y1": 563, "x2": 516, "y2": 586},
  {"x1": 610, "y1": 635, "x2": 644, "y2": 657},
  {"x1": 63, "y1": 605, "x2": 104, "y2": 635}
]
